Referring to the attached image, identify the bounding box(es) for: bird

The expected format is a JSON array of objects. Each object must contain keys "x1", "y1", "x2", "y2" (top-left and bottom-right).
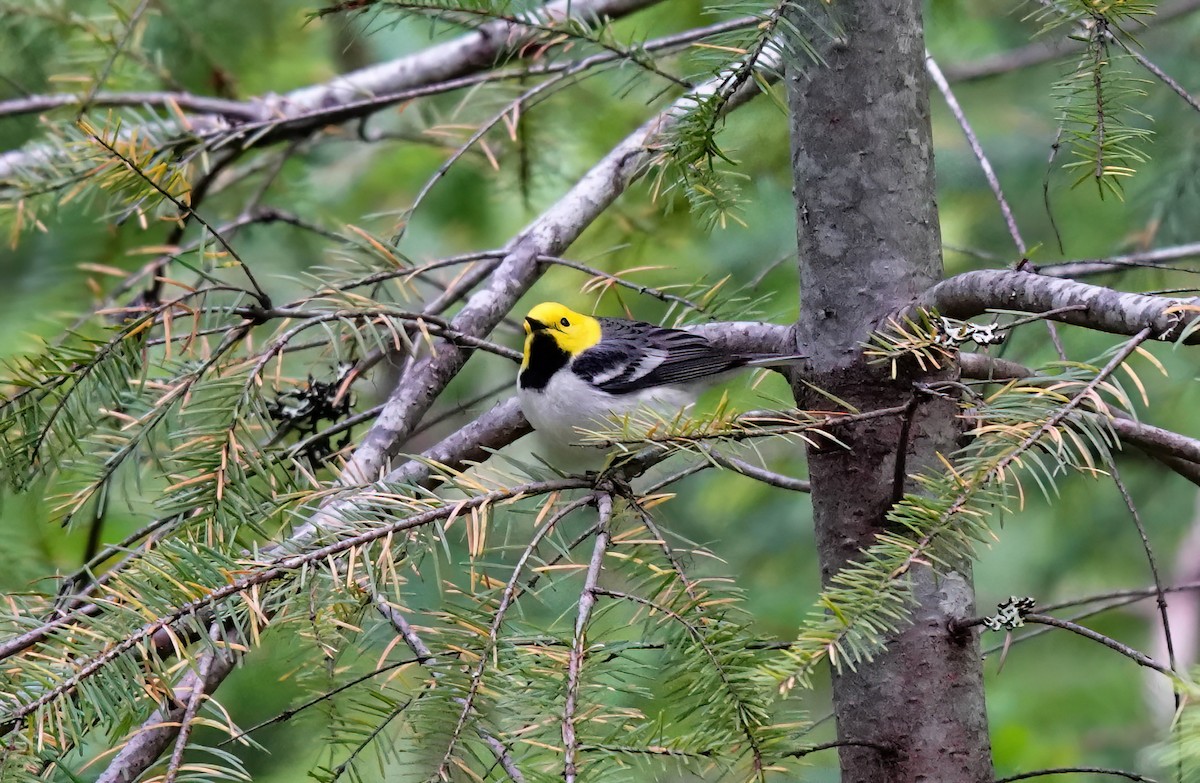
[{"x1": 517, "y1": 301, "x2": 796, "y2": 463}]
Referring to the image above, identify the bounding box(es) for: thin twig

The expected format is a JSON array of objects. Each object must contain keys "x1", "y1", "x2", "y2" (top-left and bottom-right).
[
  {"x1": 219, "y1": 656, "x2": 422, "y2": 745},
  {"x1": 1037, "y1": 241, "x2": 1200, "y2": 278},
  {"x1": 1044, "y1": 122, "x2": 1067, "y2": 254},
  {"x1": 432, "y1": 494, "x2": 594, "y2": 781},
  {"x1": 563, "y1": 493, "x2": 613, "y2": 783},
  {"x1": 705, "y1": 449, "x2": 811, "y2": 492},
  {"x1": 624, "y1": 493, "x2": 704, "y2": 605},
  {"x1": 1121, "y1": 43, "x2": 1200, "y2": 114},
  {"x1": 1023, "y1": 612, "x2": 1170, "y2": 674},
  {"x1": 408, "y1": 380, "x2": 514, "y2": 440},
  {"x1": 537, "y1": 254, "x2": 705, "y2": 311},
  {"x1": 995, "y1": 765, "x2": 1157, "y2": 782},
  {"x1": 641, "y1": 460, "x2": 713, "y2": 494},
  {"x1": 77, "y1": 0, "x2": 153, "y2": 117},
  {"x1": 784, "y1": 738, "x2": 894, "y2": 759},
  {"x1": 1041, "y1": 582, "x2": 1200, "y2": 616},
  {"x1": 83, "y1": 131, "x2": 272, "y2": 307},
  {"x1": 960, "y1": 582, "x2": 1200, "y2": 636},
  {"x1": 1112, "y1": 465, "x2": 1178, "y2": 673},
  {"x1": 162, "y1": 647, "x2": 214, "y2": 783},
  {"x1": 926, "y1": 53, "x2": 1026, "y2": 255}
]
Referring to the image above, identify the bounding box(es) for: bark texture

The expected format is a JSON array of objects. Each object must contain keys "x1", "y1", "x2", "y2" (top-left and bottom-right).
[
  {"x1": 787, "y1": 2, "x2": 994, "y2": 780},
  {"x1": 918, "y1": 268, "x2": 1200, "y2": 341}
]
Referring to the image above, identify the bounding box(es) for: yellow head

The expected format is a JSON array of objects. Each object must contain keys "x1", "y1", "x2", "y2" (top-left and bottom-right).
[{"x1": 521, "y1": 302, "x2": 602, "y2": 371}]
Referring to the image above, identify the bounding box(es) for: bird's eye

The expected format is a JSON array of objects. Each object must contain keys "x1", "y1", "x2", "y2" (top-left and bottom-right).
[{"x1": 560, "y1": 317, "x2": 570, "y2": 327}]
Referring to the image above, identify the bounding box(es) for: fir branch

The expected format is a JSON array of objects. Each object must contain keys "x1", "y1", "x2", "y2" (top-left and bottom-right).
[
  {"x1": 82, "y1": 127, "x2": 272, "y2": 308},
  {"x1": 1054, "y1": 20, "x2": 1153, "y2": 198},
  {"x1": 93, "y1": 645, "x2": 239, "y2": 783},
  {"x1": 161, "y1": 637, "x2": 215, "y2": 783},
  {"x1": 593, "y1": 587, "x2": 769, "y2": 779},
  {"x1": 73, "y1": 207, "x2": 327, "y2": 339},
  {"x1": 584, "y1": 405, "x2": 910, "y2": 452},
  {"x1": 371, "y1": 596, "x2": 530, "y2": 783},
  {"x1": 959, "y1": 352, "x2": 1200, "y2": 473},
  {"x1": 432, "y1": 494, "x2": 595, "y2": 780},
  {"x1": 0, "y1": 477, "x2": 588, "y2": 734}
]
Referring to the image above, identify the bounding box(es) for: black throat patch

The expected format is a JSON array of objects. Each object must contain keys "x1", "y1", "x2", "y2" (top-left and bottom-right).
[{"x1": 519, "y1": 332, "x2": 571, "y2": 391}]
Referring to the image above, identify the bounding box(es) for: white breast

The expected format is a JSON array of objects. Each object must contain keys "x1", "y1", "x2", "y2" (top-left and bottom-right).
[{"x1": 517, "y1": 370, "x2": 699, "y2": 449}]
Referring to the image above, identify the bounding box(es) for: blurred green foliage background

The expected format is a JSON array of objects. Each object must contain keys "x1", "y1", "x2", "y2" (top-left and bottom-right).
[{"x1": 3, "y1": 0, "x2": 1200, "y2": 780}]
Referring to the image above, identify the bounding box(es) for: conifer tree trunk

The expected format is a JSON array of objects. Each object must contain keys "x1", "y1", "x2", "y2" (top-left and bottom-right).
[{"x1": 787, "y1": 2, "x2": 994, "y2": 780}]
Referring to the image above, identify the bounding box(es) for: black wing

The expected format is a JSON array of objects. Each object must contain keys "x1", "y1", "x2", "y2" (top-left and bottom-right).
[{"x1": 571, "y1": 319, "x2": 744, "y2": 395}]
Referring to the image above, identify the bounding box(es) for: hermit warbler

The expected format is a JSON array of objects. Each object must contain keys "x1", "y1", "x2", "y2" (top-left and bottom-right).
[{"x1": 517, "y1": 302, "x2": 794, "y2": 457}]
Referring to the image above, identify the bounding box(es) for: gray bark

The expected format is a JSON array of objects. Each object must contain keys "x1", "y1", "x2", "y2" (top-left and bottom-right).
[
  {"x1": 917, "y1": 268, "x2": 1200, "y2": 342},
  {"x1": 786, "y1": 2, "x2": 994, "y2": 780}
]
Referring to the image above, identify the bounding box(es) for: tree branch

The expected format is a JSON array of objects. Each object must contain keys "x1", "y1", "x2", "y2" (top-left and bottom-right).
[
  {"x1": 957, "y1": 353, "x2": 1034, "y2": 382},
  {"x1": 95, "y1": 645, "x2": 238, "y2": 783},
  {"x1": 1109, "y1": 417, "x2": 1200, "y2": 464},
  {"x1": 0, "y1": 91, "x2": 258, "y2": 120},
  {"x1": 705, "y1": 449, "x2": 810, "y2": 492},
  {"x1": 1035, "y1": 241, "x2": 1200, "y2": 279},
  {"x1": 915, "y1": 269, "x2": 1200, "y2": 342},
  {"x1": 939, "y1": 0, "x2": 1200, "y2": 84},
  {"x1": 0, "y1": 0, "x2": 665, "y2": 180}
]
